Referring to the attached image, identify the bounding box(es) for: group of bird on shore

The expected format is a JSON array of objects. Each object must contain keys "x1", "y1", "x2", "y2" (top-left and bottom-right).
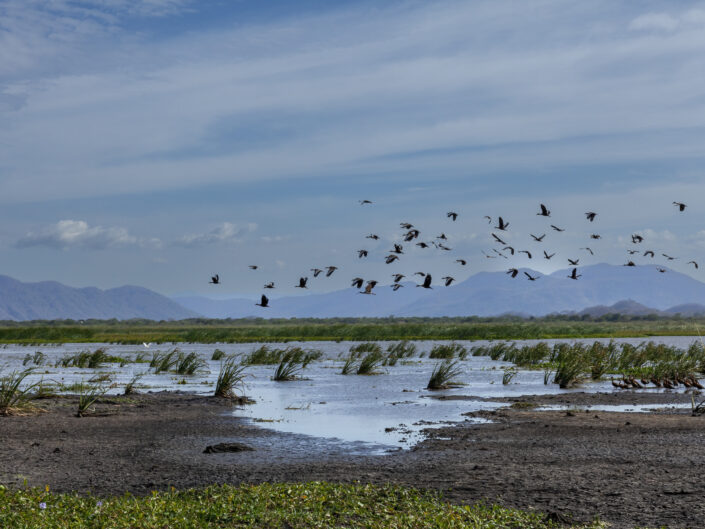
[{"x1": 208, "y1": 199, "x2": 696, "y2": 308}]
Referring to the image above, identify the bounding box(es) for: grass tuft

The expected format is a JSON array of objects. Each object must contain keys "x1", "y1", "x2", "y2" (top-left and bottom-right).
[
  {"x1": 427, "y1": 360, "x2": 463, "y2": 390},
  {"x1": 214, "y1": 358, "x2": 247, "y2": 398}
]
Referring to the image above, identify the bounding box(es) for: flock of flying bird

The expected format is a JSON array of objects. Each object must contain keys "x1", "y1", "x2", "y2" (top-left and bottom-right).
[{"x1": 208, "y1": 200, "x2": 697, "y2": 308}]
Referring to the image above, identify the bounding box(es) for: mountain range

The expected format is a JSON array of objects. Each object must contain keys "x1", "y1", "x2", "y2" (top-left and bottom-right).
[{"x1": 3, "y1": 264, "x2": 705, "y2": 321}]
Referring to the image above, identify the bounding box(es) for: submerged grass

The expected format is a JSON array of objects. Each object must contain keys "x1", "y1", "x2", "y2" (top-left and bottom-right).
[
  {"x1": 0, "y1": 482, "x2": 605, "y2": 529},
  {"x1": 427, "y1": 360, "x2": 464, "y2": 390},
  {"x1": 214, "y1": 358, "x2": 247, "y2": 398},
  {"x1": 356, "y1": 351, "x2": 385, "y2": 375},
  {"x1": 429, "y1": 342, "x2": 468, "y2": 359}
]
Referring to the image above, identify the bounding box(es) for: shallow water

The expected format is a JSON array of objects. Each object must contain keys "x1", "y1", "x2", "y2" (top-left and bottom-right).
[{"x1": 0, "y1": 336, "x2": 698, "y2": 451}]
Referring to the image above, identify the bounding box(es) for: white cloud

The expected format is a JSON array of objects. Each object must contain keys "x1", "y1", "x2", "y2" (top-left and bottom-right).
[
  {"x1": 15, "y1": 219, "x2": 160, "y2": 249},
  {"x1": 628, "y1": 13, "x2": 679, "y2": 32},
  {"x1": 175, "y1": 222, "x2": 257, "y2": 247}
]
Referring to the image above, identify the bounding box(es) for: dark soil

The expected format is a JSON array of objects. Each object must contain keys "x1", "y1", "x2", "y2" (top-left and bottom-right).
[{"x1": 2, "y1": 391, "x2": 704, "y2": 528}]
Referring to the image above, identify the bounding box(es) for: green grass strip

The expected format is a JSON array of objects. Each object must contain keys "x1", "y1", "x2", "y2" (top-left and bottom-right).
[{"x1": 0, "y1": 482, "x2": 606, "y2": 528}]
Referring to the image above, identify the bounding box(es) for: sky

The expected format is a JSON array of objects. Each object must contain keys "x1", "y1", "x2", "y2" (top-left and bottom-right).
[{"x1": 2, "y1": 0, "x2": 705, "y2": 299}]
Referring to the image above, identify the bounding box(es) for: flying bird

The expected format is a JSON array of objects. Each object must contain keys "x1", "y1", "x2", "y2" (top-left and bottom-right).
[
  {"x1": 503, "y1": 246, "x2": 515, "y2": 255},
  {"x1": 392, "y1": 273, "x2": 405, "y2": 282},
  {"x1": 631, "y1": 234, "x2": 643, "y2": 243},
  {"x1": 209, "y1": 274, "x2": 220, "y2": 284},
  {"x1": 543, "y1": 251, "x2": 555, "y2": 260},
  {"x1": 495, "y1": 217, "x2": 510, "y2": 231},
  {"x1": 658, "y1": 268, "x2": 667, "y2": 273},
  {"x1": 249, "y1": 265, "x2": 258, "y2": 270},
  {"x1": 351, "y1": 277, "x2": 364, "y2": 289},
  {"x1": 627, "y1": 250, "x2": 638, "y2": 255},
  {"x1": 437, "y1": 243, "x2": 452, "y2": 251},
  {"x1": 688, "y1": 261, "x2": 699, "y2": 269},
  {"x1": 537, "y1": 204, "x2": 551, "y2": 217},
  {"x1": 507, "y1": 268, "x2": 519, "y2": 278},
  {"x1": 296, "y1": 277, "x2": 308, "y2": 288},
  {"x1": 416, "y1": 241, "x2": 430, "y2": 248},
  {"x1": 391, "y1": 243, "x2": 403, "y2": 254},
  {"x1": 519, "y1": 250, "x2": 533, "y2": 259},
  {"x1": 391, "y1": 283, "x2": 403, "y2": 291},
  {"x1": 531, "y1": 234, "x2": 545, "y2": 242},
  {"x1": 662, "y1": 254, "x2": 677, "y2": 261},
  {"x1": 492, "y1": 233, "x2": 507, "y2": 245},
  {"x1": 456, "y1": 259, "x2": 467, "y2": 265},
  {"x1": 442, "y1": 276, "x2": 455, "y2": 286},
  {"x1": 400, "y1": 222, "x2": 414, "y2": 229},
  {"x1": 385, "y1": 254, "x2": 400, "y2": 264},
  {"x1": 482, "y1": 250, "x2": 496, "y2": 259},
  {"x1": 255, "y1": 294, "x2": 269, "y2": 307},
  {"x1": 550, "y1": 225, "x2": 565, "y2": 232},
  {"x1": 366, "y1": 234, "x2": 380, "y2": 240},
  {"x1": 673, "y1": 202, "x2": 687, "y2": 212},
  {"x1": 361, "y1": 280, "x2": 378, "y2": 295},
  {"x1": 447, "y1": 211, "x2": 458, "y2": 221},
  {"x1": 568, "y1": 258, "x2": 579, "y2": 266},
  {"x1": 359, "y1": 199, "x2": 373, "y2": 205},
  {"x1": 417, "y1": 274, "x2": 432, "y2": 288},
  {"x1": 325, "y1": 266, "x2": 338, "y2": 277},
  {"x1": 643, "y1": 250, "x2": 655, "y2": 258},
  {"x1": 358, "y1": 250, "x2": 368, "y2": 258},
  {"x1": 625, "y1": 261, "x2": 636, "y2": 267},
  {"x1": 590, "y1": 234, "x2": 601, "y2": 240},
  {"x1": 524, "y1": 272, "x2": 539, "y2": 281},
  {"x1": 310, "y1": 268, "x2": 323, "y2": 277},
  {"x1": 492, "y1": 248, "x2": 507, "y2": 259},
  {"x1": 404, "y1": 229, "x2": 420, "y2": 241},
  {"x1": 414, "y1": 271, "x2": 426, "y2": 277},
  {"x1": 264, "y1": 282, "x2": 275, "y2": 289},
  {"x1": 568, "y1": 268, "x2": 581, "y2": 280},
  {"x1": 437, "y1": 233, "x2": 447, "y2": 240},
  {"x1": 581, "y1": 247, "x2": 594, "y2": 255},
  {"x1": 484, "y1": 216, "x2": 492, "y2": 224},
  {"x1": 585, "y1": 212, "x2": 597, "y2": 222}
]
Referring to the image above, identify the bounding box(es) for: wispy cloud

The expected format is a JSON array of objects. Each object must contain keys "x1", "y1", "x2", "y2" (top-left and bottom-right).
[
  {"x1": 174, "y1": 222, "x2": 257, "y2": 247},
  {"x1": 15, "y1": 220, "x2": 161, "y2": 250}
]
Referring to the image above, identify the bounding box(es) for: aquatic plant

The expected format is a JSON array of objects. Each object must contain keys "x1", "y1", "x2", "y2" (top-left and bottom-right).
[
  {"x1": 151, "y1": 349, "x2": 180, "y2": 374},
  {"x1": 502, "y1": 367, "x2": 517, "y2": 385},
  {"x1": 273, "y1": 349, "x2": 308, "y2": 381},
  {"x1": 427, "y1": 360, "x2": 463, "y2": 390},
  {"x1": 22, "y1": 351, "x2": 46, "y2": 366},
  {"x1": 386, "y1": 341, "x2": 417, "y2": 358},
  {"x1": 0, "y1": 368, "x2": 39, "y2": 415},
  {"x1": 75, "y1": 380, "x2": 111, "y2": 417},
  {"x1": 429, "y1": 342, "x2": 467, "y2": 359},
  {"x1": 553, "y1": 349, "x2": 588, "y2": 388},
  {"x1": 214, "y1": 358, "x2": 247, "y2": 398},
  {"x1": 349, "y1": 342, "x2": 382, "y2": 357},
  {"x1": 340, "y1": 354, "x2": 358, "y2": 375},
  {"x1": 356, "y1": 351, "x2": 385, "y2": 375},
  {"x1": 175, "y1": 352, "x2": 207, "y2": 375},
  {"x1": 211, "y1": 349, "x2": 226, "y2": 361},
  {"x1": 124, "y1": 374, "x2": 143, "y2": 395}
]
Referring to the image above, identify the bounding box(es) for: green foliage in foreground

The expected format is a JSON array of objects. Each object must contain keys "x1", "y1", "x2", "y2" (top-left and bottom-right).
[
  {"x1": 0, "y1": 482, "x2": 605, "y2": 529},
  {"x1": 3, "y1": 316, "x2": 705, "y2": 344}
]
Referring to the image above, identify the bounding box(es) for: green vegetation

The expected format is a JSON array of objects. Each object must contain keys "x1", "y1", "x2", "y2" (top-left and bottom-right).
[
  {"x1": 273, "y1": 348, "x2": 313, "y2": 381},
  {"x1": 356, "y1": 351, "x2": 385, "y2": 375},
  {"x1": 22, "y1": 351, "x2": 46, "y2": 366},
  {"x1": 427, "y1": 360, "x2": 464, "y2": 390},
  {"x1": 214, "y1": 358, "x2": 247, "y2": 398},
  {"x1": 349, "y1": 341, "x2": 383, "y2": 355},
  {"x1": 429, "y1": 342, "x2": 468, "y2": 359},
  {"x1": 150, "y1": 349, "x2": 207, "y2": 375},
  {"x1": 57, "y1": 348, "x2": 124, "y2": 369},
  {"x1": 0, "y1": 482, "x2": 605, "y2": 529},
  {"x1": 211, "y1": 348, "x2": 226, "y2": 361},
  {"x1": 0, "y1": 368, "x2": 39, "y2": 415},
  {"x1": 5, "y1": 315, "x2": 705, "y2": 344},
  {"x1": 75, "y1": 380, "x2": 111, "y2": 417}
]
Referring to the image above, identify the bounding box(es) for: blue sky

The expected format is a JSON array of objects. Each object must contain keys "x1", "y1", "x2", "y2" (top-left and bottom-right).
[{"x1": 2, "y1": 0, "x2": 705, "y2": 297}]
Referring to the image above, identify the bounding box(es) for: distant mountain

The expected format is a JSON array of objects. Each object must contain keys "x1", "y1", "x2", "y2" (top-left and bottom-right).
[
  {"x1": 577, "y1": 299, "x2": 664, "y2": 318},
  {"x1": 174, "y1": 263, "x2": 705, "y2": 318},
  {"x1": 0, "y1": 275, "x2": 198, "y2": 321},
  {"x1": 664, "y1": 303, "x2": 705, "y2": 316}
]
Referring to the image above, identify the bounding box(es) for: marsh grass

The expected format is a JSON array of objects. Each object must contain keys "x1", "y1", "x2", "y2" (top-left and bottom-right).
[
  {"x1": 0, "y1": 368, "x2": 40, "y2": 415},
  {"x1": 75, "y1": 380, "x2": 111, "y2": 417},
  {"x1": 273, "y1": 349, "x2": 309, "y2": 381},
  {"x1": 175, "y1": 352, "x2": 207, "y2": 375},
  {"x1": 427, "y1": 360, "x2": 463, "y2": 390},
  {"x1": 22, "y1": 351, "x2": 46, "y2": 366},
  {"x1": 59, "y1": 348, "x2": 123, "y2": 369},
  {"x1": 356, "y1": 351, "x2": 385, "y2": 375},
  {"x1": 386, "y1": 340, "x2": 417, "y2": 358},
  {"x1": 429, "y1": 342, "x2": 467, "y2": 359},
  {"x1": 341, "y1": 354, "x2": 358, "y2": 375},
  {"x1": 502, "y1": 367, "x2": 517, "y2": 385},
  {"x1": 150, "y1": 349, "x2": 179, "y2": 373},
  {"x1": 124, "y1": 374, "x2": 143, "y2": 395},
  {"x1": 211, "y1": 349, "x2": 226, "y2": 361},
  {"x1": 214, "y1": 358, "x2": 247, "y2": 398},
  {"x1": 349, "y1": 342, "x2": 382, "y2": 356}
]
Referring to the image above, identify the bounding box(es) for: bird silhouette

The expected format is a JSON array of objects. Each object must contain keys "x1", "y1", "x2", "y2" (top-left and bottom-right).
[
  {"x1": 351, "y1": 277, "x2": 364, "y2": 289},
  {"x1": 310, "y1": 268, "x2": 323, "y2": 277},
  {"x1": 662, "y1": 254, "x2": 676, "y2": 261},
  {"x1": 524, "y1": 272, "x2": 539, "y2": 281},
  {"x1": 359, "y1": 199, "x2": 373, "y2": 205},
  {"x1": 495, "y1": 217, "x2": 509, "y2": 231},
  {"x1": 531, "y1": 234, "x2": 546, "y2": 242},
  {"x1": 391, "y1": 243, "x2": 403, "y2": 254},
  {"x1": 673, "y1": 201, "x2": 686, "y2": 212},
  {"x1": 358, "y1": 250, "x2": 368, "y2": 258},
  {"x1": 627, "y1": 250, "x2": 638, "y2": 255},
  {"x1": 391, "y1": 283, "x2": 403, "y2": 291},
  {"x1": 361, "y1": 280, "x2": 378, "y2": 295},
  {"x1": 543, "y1": 251, "x2": 555, "y2": 260},
  {"x1": 249, "y1": 265, "x2": 258, "y2": 270},
  {"x1": 209, "y1": 274, "x2": 220, "y2": 284},
  {"x1": 264, "y1": 282, "x2": 275, "y2": 289},
  {"x1": 625, "y1": 261, "x2": 636, "y2": 267},
  {"x1": 688, "y1": 261, "x2": 699, "y2": 269},
  {"x1": 366, "y1": 234, "x2": 380, "y2": 240},
  {"x1": 416, "y1": 241, "x2": 430, "y2": 248},
  {"x1": 590, "y1": 234, "x2": 601, "y2": 240},
  {"x1": 385, "y1": 254, "x2": 399, "y2": 264},
  {"x1": 585, "y1": 212, "x2": 597, "y2": 222},
  {"x1": 437, "y1": 243, "x2": 452, "y2": 251},
  {"x1": 568, "y1": 268, "x2": 581, "y2": 280},
  {"x1": 417, "y1": 274, "x2": 432, "y2": 288},
  {"x1": 658, "y1": 268, "x2": 667, "y2": 273},
  {"x1": 503, "y1": 246, "x2": 515, "y2": 255},
  {"x1": 581, "y1": 247, "x2": 594, "y2": 255},
  {"x1": 456, "y1": 259, "x2": 467, "y2": 265},
  {"x1": 400, "y1": 222, "x2": 414, "y2": 229},
  {"x1": 392, "y1": 273, "x2": 405, "y2": 282},
  {"x1": 414, "y1": 271, "x2": 426, "y2": 276},
  {"x1": 568, "y1": 258, "x2": 579, "y2": 265},
  {"x1": 492, "y1": 233, "x2": 507, "y2": 245},
  {"x1": 550, "y1": 225, "x2": 564, "y2": 232},
  {"x1": 442, "y1": 276, "x2": 455, "y2": 286},
  {"x1": 325, "y1": 266, "x2": 338, "y2": 277},
  {"x1": 296, "y1": 277, "x2": 308, "y2": 288},
  {"x1": 631, "y1": 234, "x2": 643, "y2": 243},
  {"x1": 255, "y1": 294, "x2": 269, "y2": 307},
  {"x1": 484, "y1": 215, "x2": 492, "y2": 224},
  {"x1": 447, "y1": 211, "x2": 458, "y2": 221},
  {"x1": 404, "y1": 229, "x2": 420, "y2": 241},
  {"x1": 482, "y1": 250, "x2": 496, "y2": 259},
  {"x1": 643, "y1": 250, "x2": 655, "y2": 258},
  {"x1": 537, "y1": 204, "x2": 551, "y2": 217},
  {"x1": 519, "y1": 250, "x2": 532, "y2": 259},
  {"x1": 437, "y1": 233, "x2": 447, "y2": 240},
  {"x1": 507, "y1": 268, "x2": 519, "y2": 278}
]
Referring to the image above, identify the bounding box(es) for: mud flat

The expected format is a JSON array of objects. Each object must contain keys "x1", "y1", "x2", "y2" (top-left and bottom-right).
[{"x1": 1, "y1": 391, "x2": 703, "y2": 528}]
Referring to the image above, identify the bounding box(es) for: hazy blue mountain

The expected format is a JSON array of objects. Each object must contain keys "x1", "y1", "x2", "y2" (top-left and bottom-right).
[
  {"x1": 577, "y1": 300, "x2": 664, "y2": 318},
  {"x1": 664, "y1": 303, "x2": 705, "y2": 316},
  {"x1": 0, "y1": 275, "x2": 198, "y2": 321},
  {"x1": 174, "y1": 264, "x2": 705, "y2": 318}
]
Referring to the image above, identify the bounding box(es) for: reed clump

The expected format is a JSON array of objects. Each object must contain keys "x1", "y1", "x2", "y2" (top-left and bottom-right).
[
  {"x1": 273, "y1": 348, "x2": 312, "y2": 381},
  {"x1": 427, "y1": 360, "x2": 463, "y2": 390},
  {"x1": 214, "y1": 358, "x2": 247, "y2": 398},
  {"x1": 0, "y1": 368, "x2": 40, "y2": 415},
  {"x1": 429, "y1": 342, "x2": 467, "y2": 359}
]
